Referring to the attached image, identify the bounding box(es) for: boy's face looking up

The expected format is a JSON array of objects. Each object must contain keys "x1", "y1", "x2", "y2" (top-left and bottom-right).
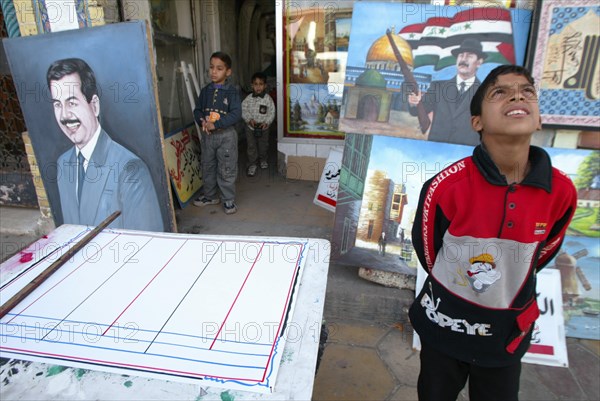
[
  {"x1": 252, "y1": 78, "x2": 266, "y2": 95},
  {"x1": 209, "y1": 57, "x2": 231, "y2": 85},
  {"x1": 471, "y1": 73, "x2": 541, "y2": 139}
]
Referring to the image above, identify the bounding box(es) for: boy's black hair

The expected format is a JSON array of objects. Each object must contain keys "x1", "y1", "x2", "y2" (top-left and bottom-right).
[
  {"x1": 470, "y1": 64, "x2": 535, "y2": 117},
  {"x1": 251, "y1": 71, "x2": 267, "y2": 83},
  {"x1": 210, "y1": 51, "x2": 232, "y2": 69}
]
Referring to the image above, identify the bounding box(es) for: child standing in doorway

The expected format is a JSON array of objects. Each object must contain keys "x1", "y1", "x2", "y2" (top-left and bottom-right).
[
  {"x1": 409, "y1": 65, "x2": 577, "y2": 400},
  {"x1": 193, "y1": 51, "x2": 241, "y2": 214},
  {"x1": 241, "y1": 72, "x2": 275, "y2": 177}
]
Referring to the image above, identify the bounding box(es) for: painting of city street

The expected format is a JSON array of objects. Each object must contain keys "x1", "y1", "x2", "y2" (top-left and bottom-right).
[
  {"x1": 332, "y1": 135, "x2": 599, "y2": 339},
  {"x1": 545, "y1": 148, "x2": 600, "y2": 340},
  {"x1": 331, "y1": 134, "x2": 471, "y2": 276}
]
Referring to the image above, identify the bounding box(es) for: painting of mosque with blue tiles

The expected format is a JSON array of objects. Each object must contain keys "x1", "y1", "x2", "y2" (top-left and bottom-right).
[
  {"x1": 338, "y1": 3, "x2": 532, "y2": 146},
  {"x1": 527, "y1": 1, "x2": 600, "y2": 129}
]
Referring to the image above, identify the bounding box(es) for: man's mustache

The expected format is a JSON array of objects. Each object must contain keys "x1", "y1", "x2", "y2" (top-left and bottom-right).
[
  {"x1": 60, "y1": 118, "x2": 80, "y2": 126},
  {"x1": 458, "y1": 61, "x2": 469, "y2": 68}
]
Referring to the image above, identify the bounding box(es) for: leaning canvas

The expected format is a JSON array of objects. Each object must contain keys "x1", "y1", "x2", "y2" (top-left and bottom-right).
[{"x1": 3, "y1": 21, "x2": 176, "y2": 232}]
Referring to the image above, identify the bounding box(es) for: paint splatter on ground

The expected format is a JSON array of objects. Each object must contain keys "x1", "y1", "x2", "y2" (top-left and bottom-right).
[
  {"x1": 194, "y1": 388, "x2": 208, "y2": 400},
  {"x1": 46, "y1": 366, "x2": 68, "y2": 377},
  {"x1": 281, "y1": 350, "x2": 294, "y2": 363},
  {"x1": 124, "y1": 380, "x2": 133, "y2": 388},
  {"x1": 220, "y1": 390, "x2": 234, "y2": 401}
]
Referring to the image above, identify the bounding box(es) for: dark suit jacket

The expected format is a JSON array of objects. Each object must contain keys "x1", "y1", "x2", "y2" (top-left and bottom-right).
[
  {"x1": 411, "y1": 76, "x2": 481, "y2": 146},
  {"x1": 57, "y1": 130, "x2": 165, "y2": 231}
]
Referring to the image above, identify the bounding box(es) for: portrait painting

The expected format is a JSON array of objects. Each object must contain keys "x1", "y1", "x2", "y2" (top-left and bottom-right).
[
  {"x1": 526, "y1": 0, "x2": 600, "y2": 130},
  {"x1": 3, "y1": 20, "x2": 176, "y2": 232},
  {"x1": 338, "y1": 3, "x2": 532, "y2": 146}
]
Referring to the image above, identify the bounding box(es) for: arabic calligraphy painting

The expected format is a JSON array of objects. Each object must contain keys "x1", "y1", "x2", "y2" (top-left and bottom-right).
[
  {"x1": 338, "y1": 3, "x2": 531, "y2": 146},
  {"x1": 528, "y1": 0, "x2": 600, "y2": 129},
  {"x1": 164, "y1": 127, "x2": 202, "y2": 207}
]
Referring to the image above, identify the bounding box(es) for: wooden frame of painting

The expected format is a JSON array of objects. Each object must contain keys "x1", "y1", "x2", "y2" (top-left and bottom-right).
[
  {"x1": 526, "y1": 0, "x2": 600, "y2": 130},
  {"x1": 33, "y1": 0, "x2": 92, "y2": 33},
  {"x1": 282, "y1": 0, "x2": 354, "y2": 139}
]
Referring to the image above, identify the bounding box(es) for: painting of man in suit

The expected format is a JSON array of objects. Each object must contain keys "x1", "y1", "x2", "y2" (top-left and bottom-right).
[
  {"x1": 3, "y1": 21, "x2": 175, "y2": 232},
  {"x1": 338, "y1": 3, "x2": 532, "y2": 146},
  {"x1": 407, "y1": 39, "x2": 485, "y2": 146},
  {"x1": 47, "y1": 58, "x2": 164, "y2": 231}
]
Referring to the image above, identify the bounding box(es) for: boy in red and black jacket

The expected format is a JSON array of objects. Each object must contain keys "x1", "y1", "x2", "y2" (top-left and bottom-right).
[{"x1": 409, "y1": 65, "x2": 577, "y2": 401}]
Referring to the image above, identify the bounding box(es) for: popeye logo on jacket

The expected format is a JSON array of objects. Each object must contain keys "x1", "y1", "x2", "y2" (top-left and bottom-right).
[{"x1": 466, "y1": 253, "x2": 502, "y2": 293}]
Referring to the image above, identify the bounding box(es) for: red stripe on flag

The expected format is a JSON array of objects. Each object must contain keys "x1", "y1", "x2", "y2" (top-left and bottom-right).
[
  {"x1": 317, "y1": 194, "x2": 336, "y2": 207},
  {"x1": 451, "y1": 7, "x2": 512, "y2": 24},
  {"x1": 399, "y1": 7, "x2": 511, "y2": 34},
  {"x1": 528, "y1": 344, "x2": 555, "y2": 355},
  {"x1": 401, "y1": 23, "x2": 429, "y2": 34},
  {"x1": 497, "y1": 42, "x2": 516, "y2": 64}
]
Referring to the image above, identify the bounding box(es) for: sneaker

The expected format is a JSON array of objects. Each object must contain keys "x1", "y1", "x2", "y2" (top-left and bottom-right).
[
  {"x1": 260, "y1": 161, "x2": 268, "y2": 169},
  {"x1": 193, "y1": 196, "x2": 219, "y2": 207},
  {"x1": 247, "y1": 165, "x2": 257, "y2": 177},
  {"x1": 223, "y1": 201, "x2": 237, "y2": 214}
]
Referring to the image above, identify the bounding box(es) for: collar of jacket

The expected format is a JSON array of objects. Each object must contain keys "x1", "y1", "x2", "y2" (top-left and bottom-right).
[{"x1": 472, "y1": 144, "x2": 552, "y2": 193}]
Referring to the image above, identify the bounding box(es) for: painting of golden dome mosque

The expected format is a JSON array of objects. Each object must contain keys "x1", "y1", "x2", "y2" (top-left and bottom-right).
[
  {"x1": 339, "y1": 3, "x2": 533, "y2": 145},
  {"x1": 341, "y1": 30, "x2": 431, "y2": 139}
]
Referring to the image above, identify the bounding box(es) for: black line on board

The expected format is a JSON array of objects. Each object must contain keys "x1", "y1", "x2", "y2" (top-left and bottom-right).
[
  {"x1": 143, "y1": 241, "x2": 224, "y2": 354},
  {"x1": 0, "y1": 230, "x2": 90, "y2": 292},
  {"x1": 40, "y1": 236, "x2": 153, "y2": 341}
]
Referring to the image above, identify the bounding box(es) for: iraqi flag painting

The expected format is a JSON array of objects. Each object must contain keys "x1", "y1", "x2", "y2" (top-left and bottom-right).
[
  {"x1": 398, "y1": 8, "x2": 516, "y2": 73},
  {"x1": 339, "y1": 3, "x2": 532, "y2": 145}
]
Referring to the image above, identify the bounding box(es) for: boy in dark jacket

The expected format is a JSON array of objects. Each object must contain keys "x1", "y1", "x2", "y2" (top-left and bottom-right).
[
  {"x1": 193, "y1": 51, "x2": 241, "y2": 214},
  {"x1": 409, "y1": 65, "x2": 577, "y2": 401}
]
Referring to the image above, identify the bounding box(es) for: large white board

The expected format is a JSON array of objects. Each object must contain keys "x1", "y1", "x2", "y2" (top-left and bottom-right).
[{"x1": 0, "y1": 227, "x2": 316, "y2": 394}]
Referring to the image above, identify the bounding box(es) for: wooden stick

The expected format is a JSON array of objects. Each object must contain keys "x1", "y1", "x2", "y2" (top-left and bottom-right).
[{"x1": 0, "y1": 211, "x2": 121, "y2": 319}]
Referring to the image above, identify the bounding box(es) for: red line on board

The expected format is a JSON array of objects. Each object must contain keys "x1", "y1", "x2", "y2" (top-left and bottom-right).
[
  {"x1": 5, "y1": 233, "x2": 122, "y2": 324},
  {"x1": 316, "y1": 194, "x2": 336, "y2": 207},
  {"x1": 209, "y1": 242, "x2": 265, "y2": 350},
  {"x1": 0, "y1": 346, "x2": 262, "y2": 383},
  {"x1": 261, "y1": 243, "x2": 304, "y2": 382},
  {"x1": 528, "y1": 344, "x2": 555, "y2": 355},
  {"x1": 102, "y1": 239, "x2": 189, "y2": 336}
]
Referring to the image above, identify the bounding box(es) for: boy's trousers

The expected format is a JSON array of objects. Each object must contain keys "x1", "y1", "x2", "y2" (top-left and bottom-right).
[
  {"x1": 418, "y1": 342, "x2": 521, "y2": 401},
  {"x1": 200, "y1": 126, "x2": 238, "y2": 202},
  {"x1": 245, "y1": 125, "x2": 269, "y2": 165}
]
